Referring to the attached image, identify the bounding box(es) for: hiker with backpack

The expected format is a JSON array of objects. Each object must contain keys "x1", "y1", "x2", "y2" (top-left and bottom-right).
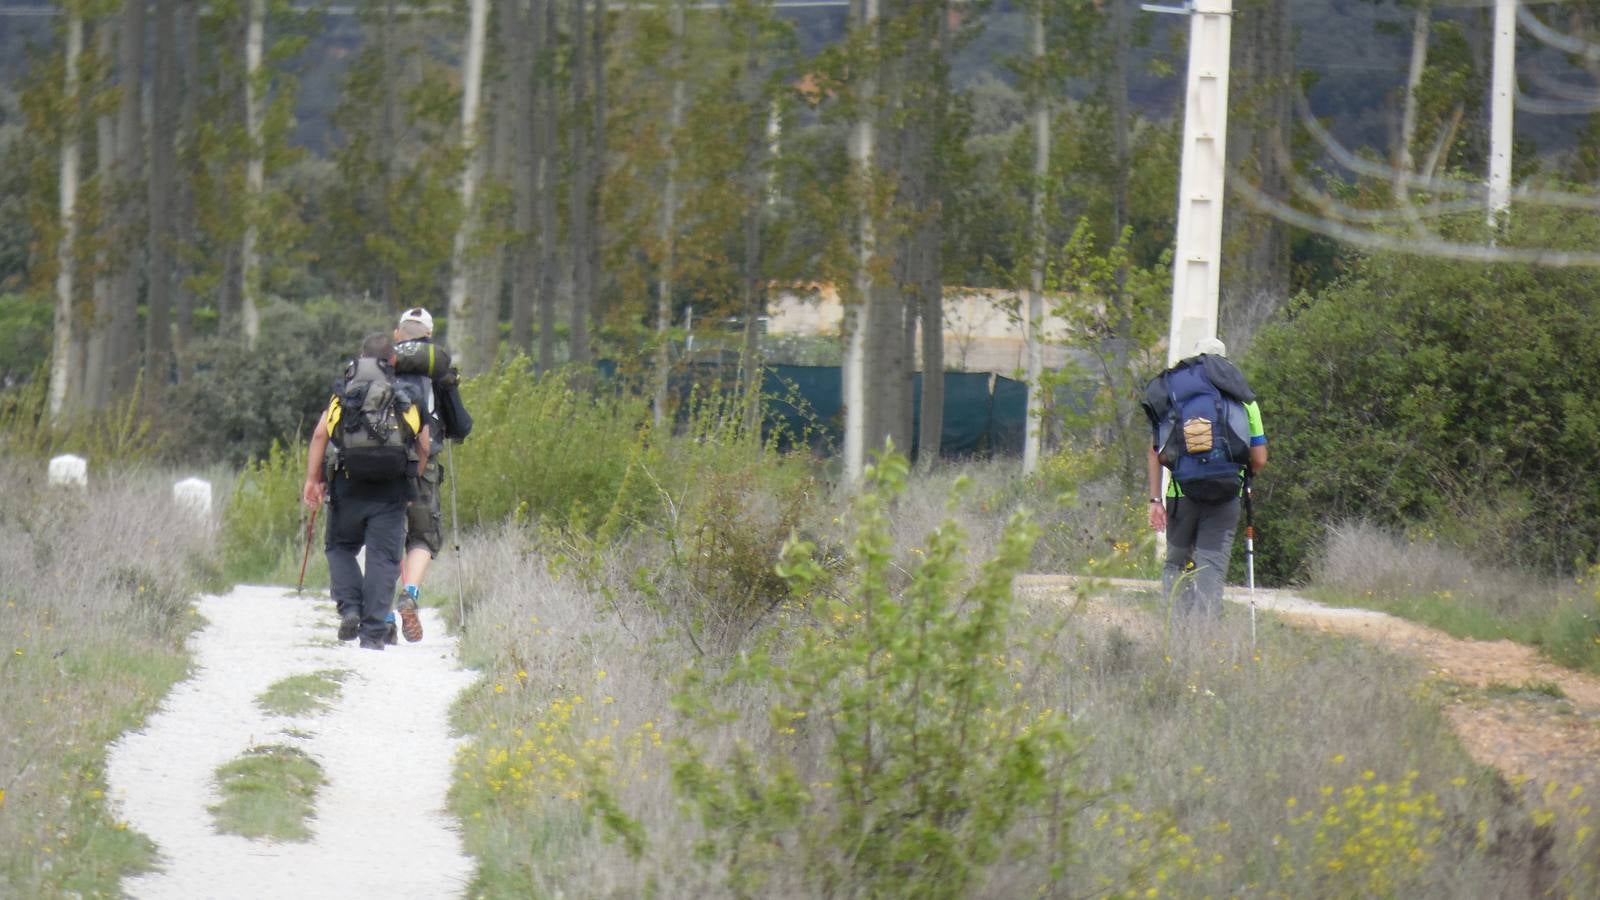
[
  {"x1": 385, "y1": 307, "x2": 473, "y2": 643},
  {"x1": 1142, "y1": 337, "x2": 1268, "y2": 617},
  {"x1": 302, "y1": 332, "x2": 430, "y2": 650}
]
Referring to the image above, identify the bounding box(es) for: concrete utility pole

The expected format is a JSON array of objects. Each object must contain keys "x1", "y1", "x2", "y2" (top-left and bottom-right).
[
  {"x1": 1150, "y1": 0, "x2": 1233, "y2": 367},
  {"x1": 1488, "y1": 0, "x2": 1516, "y2": 227}
]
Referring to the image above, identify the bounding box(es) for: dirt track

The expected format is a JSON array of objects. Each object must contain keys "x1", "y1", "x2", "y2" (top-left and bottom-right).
[{"x1": 1016, "y1": 575, "x2": 1600, "y2": 799}]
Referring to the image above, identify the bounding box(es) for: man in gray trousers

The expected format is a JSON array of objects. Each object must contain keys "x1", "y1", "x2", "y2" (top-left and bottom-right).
[
  {"x1": 302, "y1": 333, "x2": 430, "y2": 649},
  {"x1": 1144, "y1": 337, "x2": 1268, "y2": 617}
]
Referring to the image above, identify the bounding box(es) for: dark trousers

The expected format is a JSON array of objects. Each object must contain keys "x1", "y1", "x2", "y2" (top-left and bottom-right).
[
  {"x1": 1163, "y1": 495, "x2": 1241, "y2": 617},
  {"x1": 325, "y1": 490, "x2": 407, "y2": 642}
]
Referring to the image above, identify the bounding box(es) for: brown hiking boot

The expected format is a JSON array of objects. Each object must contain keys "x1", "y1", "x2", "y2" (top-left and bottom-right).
[{"x1": 397, "y1": 589, "x2": 423, "y2": 643}]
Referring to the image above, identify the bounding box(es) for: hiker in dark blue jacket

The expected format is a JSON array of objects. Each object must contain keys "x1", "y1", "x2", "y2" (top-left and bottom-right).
[{"x1": 1143, "y1": 337, "x2": 1268, "y2": 617}]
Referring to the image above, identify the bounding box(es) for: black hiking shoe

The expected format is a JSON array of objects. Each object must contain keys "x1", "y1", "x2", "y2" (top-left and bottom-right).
[
  {"x1": 358, "y1": 637, "x2": 386, "y2": 651},
  {"x1": 337, "y1": 609, "x2": 361, "y2": 642},
  {"x1": 397, "y1": 589, "x2": 423, "y2": 643},
  {"x1": 384, "y1": 620, "x2": 399, "y2": 646}
]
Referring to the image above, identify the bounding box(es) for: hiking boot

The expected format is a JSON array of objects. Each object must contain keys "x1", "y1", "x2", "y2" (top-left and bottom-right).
[
  {"x1": 397, "y1": 589, "x2": 423, "y2": 643},
  {"x1": 337, "y1": 608, "x2": 361, "y2": 642},
  {"x1": 358, "y1": 637, "x2": 386, "y2": 651},
  {"x1": 384, "y1": 620, "x2": 399, "y2": 646}
]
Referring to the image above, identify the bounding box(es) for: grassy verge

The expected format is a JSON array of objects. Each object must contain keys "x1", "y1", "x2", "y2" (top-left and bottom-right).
[
  {"x1": 439, "y1": 461, "x2": 1600, "y2": 898},
  {"x1": 256, "y1": 670, "x2": 350, "y2": 717},
  {"x1": 209, "y1": 745, "x2": 326, "y2": 841},
  {"x1": 1310, "y1": 522, "x2": 1600, "y2": 673},
  {"x1": 0, "y1": 462, "x2": 214, "y2": 896}
]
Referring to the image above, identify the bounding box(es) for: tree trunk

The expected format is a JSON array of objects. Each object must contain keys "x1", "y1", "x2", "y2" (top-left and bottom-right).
[
  {"x1": 49, "y1": 11, "x2": 84, "y2": 422},
  {"x1": 568, "y1": 0, "x2": 592, "y2": 368},
  {"x1": 1023, "y1": 1, "x2": 1047, "y2": 475},
  {"x1": 446, "y1": 0, "x2": 491, "y2": 372},
  {"x1": 377, "y1": 0, "x2": 399, "y2": 310},
  {"x1": 1395, "y1": 1, "x2": 1431, "y2": 201},
  {"x1": 536, "y1": 0, "x2": 558, "y2": 373},
  {"x1": 654, "y1": 2, "x2": 685, "y2": 429},
  {"x1": 173, "y1": 0, "x2": 199, "y2": 361},
  {"x1": 842, "y1": 0, "x2": 880, "y2": 484},
  {"x1": 589, "y1": 0, "x2": 607, "y2": 328},
  {"x1": 241, "y1": 0, "x2": 263, "y2": 349},
  {"x1": 509, "y1": 0, "x2": 537, "y2": 355},
  {"x1": 84, "y1": 23, "x2": 117, "y2": 412},
  {"x1": 1219, "y1": 0, "x2": 1291, "y2": 354},
  {"x1": 916, "y1": 6, "x2": 951, "y2": 468},
  {"x1": 737, "y1": 12, "x2": 768, "y2": 440},
  {"x1": 109, "y1": 0, "x2": 147, "y2": 393},
  {"x1": 145, "y1": 0, "x2": 178, "y2": 396}
]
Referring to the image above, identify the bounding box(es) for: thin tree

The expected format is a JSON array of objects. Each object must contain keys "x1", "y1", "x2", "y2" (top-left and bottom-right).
[
  {"x1": 653, "y1": 1, "x2": 686, "y2": 429},
  {"x1": 536, "y1": 0, "x2": 559, "y2": 372},
  {"x1": 241, "y1": 0, "x2": 263, "y2": 348},
  {"x1": 1022, "y1": 0, "x2": 1048, "y2": 474},
  {"x1": 568, "y1": 0, "x2": 592, "y2": 367},
  {"x1": 49, "y1": 9, "x2": 84, "y2": 421},
  {"x1": 447, "y1": 0, "x2": 491, "y2": 372},
  {"x1": 145, "y1": 0, "x2": 178, "y2": 395},
  {"x1": 842, "y1": 0, "x2": 880, "y2": 484},
  {"x1": 510, "y1": 0, "x2": 538, "y2": 355}
]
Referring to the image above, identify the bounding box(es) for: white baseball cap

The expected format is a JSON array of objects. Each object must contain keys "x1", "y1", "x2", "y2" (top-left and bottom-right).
[
  {"x1": 1193, "y1": 336, "x2": 1226, "y2": 357},
  {"x1": 398, "y1": 307, "x2": 434, "y2": 334}
]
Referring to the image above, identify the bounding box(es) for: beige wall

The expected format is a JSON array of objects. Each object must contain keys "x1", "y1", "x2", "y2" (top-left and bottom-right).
[{"x1": 767, "y1": 286, "x2": 1076, "y2": 373}]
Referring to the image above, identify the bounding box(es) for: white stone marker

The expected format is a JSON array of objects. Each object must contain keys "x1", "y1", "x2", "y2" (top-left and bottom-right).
[
  {"x1": 173, "y1": 477, "x2": 213, "y2": 518},
  {"x1": 48, "y1": 454, "x2": 88, "y2": 488}
]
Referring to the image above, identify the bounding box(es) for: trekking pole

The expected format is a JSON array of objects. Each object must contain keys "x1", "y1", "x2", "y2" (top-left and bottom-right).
[
  {"x1": 297, "y1": 504, "x2": 320, "y2": 595},
  {"x1": 445, "y1": 440, "x2": 465, "y2": 628},
  {"x1": 1243, "y1": 473, "x2": 1257, "y2": 647}
]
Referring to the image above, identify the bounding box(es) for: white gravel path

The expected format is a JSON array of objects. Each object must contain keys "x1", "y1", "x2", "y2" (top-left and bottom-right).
[{"x1": 106, "y1": 584, "x2": 479, "y2": 900}]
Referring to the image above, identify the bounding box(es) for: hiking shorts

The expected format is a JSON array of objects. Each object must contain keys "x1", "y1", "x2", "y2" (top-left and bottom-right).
[{"x1": 405, "y1": 457, "x2": 444, "y2": 557}]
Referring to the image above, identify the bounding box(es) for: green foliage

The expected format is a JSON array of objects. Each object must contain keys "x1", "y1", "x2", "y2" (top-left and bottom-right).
[
  {"x1": 0, "y1": 365, "x2": 165, "y2": 465},
  {"x1": 221, "y1": 439, "x2": 316, "y2": 584},
  {"x1": 670, "y1": 453, "x2": 1086, "y2": 897},
  {"x1": 209, "y1": 744, "x2": 326, "y2": 842},
  {"x1": 452, "y1": 358, "x2": 652, "y2": 531},
  {"x1": 167, "y1": 296, "x2": 391, "y2": 466},
  {"x1": 0, "y1": 294, "x2": 50, "y2": 383},
  {"x1": 1248, "y1": 238, "x2": 1600, "y2": 582}
]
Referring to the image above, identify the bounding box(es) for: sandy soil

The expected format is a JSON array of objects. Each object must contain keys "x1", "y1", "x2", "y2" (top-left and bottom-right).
[
  {"x1": 106, "y1": 584, "x2": 478, "y2": 900},
  {"x1": 1017, "y1": 575, "x2": 1600, "y2": 799}
]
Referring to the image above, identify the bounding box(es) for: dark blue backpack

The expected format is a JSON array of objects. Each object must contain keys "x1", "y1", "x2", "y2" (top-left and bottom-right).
[{"x1": 1153, "y1": 361, "x2": 1251, "y2": 504}]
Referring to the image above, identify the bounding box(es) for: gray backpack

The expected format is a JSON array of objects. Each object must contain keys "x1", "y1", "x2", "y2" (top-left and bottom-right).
[{"x1": 333, "y1": 357, "x2": 416, "y2": 482}]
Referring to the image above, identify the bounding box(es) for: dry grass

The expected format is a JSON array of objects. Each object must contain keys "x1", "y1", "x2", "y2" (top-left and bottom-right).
[
  {"x1": 0, "y1": 459, "x2": 216, "y2": 895},
  {"x1": 1313, "y1": 521, "x2": 1600, "y2": 672},
  {"x1": 442, "y1": 468, "x2": 1599, "y2": 898}
]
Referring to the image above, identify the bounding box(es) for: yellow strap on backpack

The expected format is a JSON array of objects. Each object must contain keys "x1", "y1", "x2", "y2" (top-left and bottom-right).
[{"x1": 326, "y1": 395, "x2": 342, "y2": 431}]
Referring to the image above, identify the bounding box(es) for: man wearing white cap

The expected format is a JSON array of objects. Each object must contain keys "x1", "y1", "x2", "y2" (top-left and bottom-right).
[
  {"x1": 386, "y1": 307, "x2": 474, "y2": 643},
  {"x1": 1140, "y1": 337, "x2": 1268, "y2": 617}
]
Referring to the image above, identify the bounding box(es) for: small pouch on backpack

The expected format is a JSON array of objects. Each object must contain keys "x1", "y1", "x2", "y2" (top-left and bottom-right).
[{"x1": 1182, "y1": 417, "x2": 1214, "y2": 454}]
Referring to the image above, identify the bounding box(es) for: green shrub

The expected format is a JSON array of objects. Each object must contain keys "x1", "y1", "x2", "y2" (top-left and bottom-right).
[
  {"x1": 165, "y1": 296, "x2": 392, "y2": 467},
  {"x1": 1247, "y1": 240, "x2": 1600, "y2": 582},
  {"x1": 221, "y1": 440, "x2": 319, "y2": 585},
  {"x1": 670, "y1": 454, "x2": 1085, "y2": 898},
  {"x1": 451, "y1": 358, "x2": 651, "y2": 530}
]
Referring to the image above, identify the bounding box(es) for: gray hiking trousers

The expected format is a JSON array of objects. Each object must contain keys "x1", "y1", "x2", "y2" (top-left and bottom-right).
[
  {"x1": 1162, "y1": 495, "x2": 1241, "y2": 618},
  {"x1": 325, "y1": 482, "x2": 407, "y2": 643}
]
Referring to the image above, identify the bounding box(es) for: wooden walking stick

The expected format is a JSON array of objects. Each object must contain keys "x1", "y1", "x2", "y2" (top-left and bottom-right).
[{"x1": 297, "y1": 504, "x2": 319, "y2": 594}]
